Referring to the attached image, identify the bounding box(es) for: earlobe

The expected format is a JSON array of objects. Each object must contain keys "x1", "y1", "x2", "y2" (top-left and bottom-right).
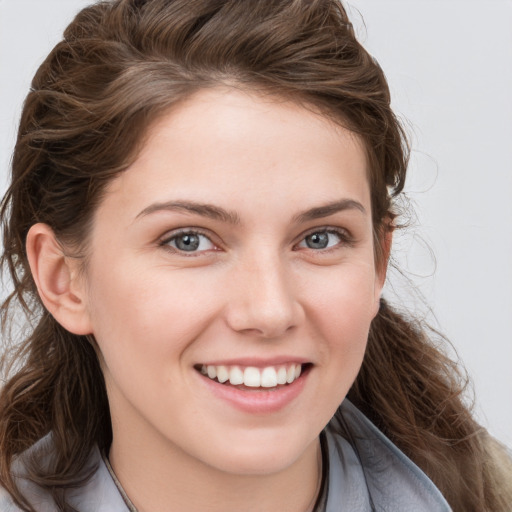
[{"x1": 26, "y1": 223, "x2": 93, "y2": 335}]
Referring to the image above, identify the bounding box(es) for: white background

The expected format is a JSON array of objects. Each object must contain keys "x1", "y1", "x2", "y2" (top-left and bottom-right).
[{"x1": 1, "y1": 0, "x2": 511, "y2": 447}]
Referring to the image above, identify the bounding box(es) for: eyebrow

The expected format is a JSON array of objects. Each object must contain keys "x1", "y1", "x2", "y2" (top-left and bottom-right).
[
  {"x1": 136, "y1": 198, "x2": 365, "y2": 225},
  {"x1": 136, "y1": 200, "x2": 241, "y2": 224},
  {"x1": 293, "y1": 199, "x2": 366, "y2": 223}
]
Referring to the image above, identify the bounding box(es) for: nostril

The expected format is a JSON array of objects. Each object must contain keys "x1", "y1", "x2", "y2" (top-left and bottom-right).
[{"x1": 223, "y1": 269, "x2": 304, "y2": 338}]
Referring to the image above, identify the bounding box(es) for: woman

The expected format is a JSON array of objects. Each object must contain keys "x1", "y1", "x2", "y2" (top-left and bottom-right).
[{"x1": 0, "y1": 1, "x2": 510, "y2": 511}]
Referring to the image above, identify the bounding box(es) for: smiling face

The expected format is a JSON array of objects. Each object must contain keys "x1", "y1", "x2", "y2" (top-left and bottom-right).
[{"x1": 77, "y1": 87, "x2": 385, "y2": 478}]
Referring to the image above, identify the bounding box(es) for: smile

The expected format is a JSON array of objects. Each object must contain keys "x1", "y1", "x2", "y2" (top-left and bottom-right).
[
  {"x1": 198, "y1": 363, "x2": 304, "y2": 388},
  {"x1": 195, "y1": 362, "x2": 312, "y2": 413}
]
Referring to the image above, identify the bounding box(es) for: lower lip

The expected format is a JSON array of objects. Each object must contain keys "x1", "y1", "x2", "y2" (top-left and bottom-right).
[{"x1": 196, "y1": 367, "x2": 310, "y2": 414}]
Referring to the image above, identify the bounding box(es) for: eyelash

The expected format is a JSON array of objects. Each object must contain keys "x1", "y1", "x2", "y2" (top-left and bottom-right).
[
  {"x1": 295, "y1": 227, "x2": 354, "y2": 252},
  {"x1": 159, "y1": 229, "x2": 218, "y2": 255},
  {"x1": 159, "y1": 227, "x2": 353, "y2": 255}
]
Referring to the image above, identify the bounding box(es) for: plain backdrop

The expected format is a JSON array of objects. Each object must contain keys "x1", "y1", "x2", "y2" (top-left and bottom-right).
[{"x1": 1, "y1": 0, "x2": 511, "y2": 447}]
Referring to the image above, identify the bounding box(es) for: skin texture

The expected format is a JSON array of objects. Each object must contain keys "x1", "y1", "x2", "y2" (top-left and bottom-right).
[{"x1": 27, "y1": 88, "x2": 386, "y2": 512}]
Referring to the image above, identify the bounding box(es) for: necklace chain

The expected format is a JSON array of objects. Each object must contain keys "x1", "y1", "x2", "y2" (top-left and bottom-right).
[
  {"x1": 101, "y1": 442, "x2": 326, "y2": 512},
  {"x1": 102, "y1": 453, "x2": 139, "y2": 512}
]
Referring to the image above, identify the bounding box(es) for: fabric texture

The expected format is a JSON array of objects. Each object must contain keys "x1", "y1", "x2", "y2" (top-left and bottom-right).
[
  {"x1": 0, "y1": 399, "x2": 452, "y2": 511},
  {"x1": 322, "y1": 400, "x2": 452, "y2": 511}
]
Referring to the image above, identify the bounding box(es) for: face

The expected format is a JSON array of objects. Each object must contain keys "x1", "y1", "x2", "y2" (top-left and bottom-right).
[{"x1": 78, "y1": 88, "x2": 385, "y2": 476}]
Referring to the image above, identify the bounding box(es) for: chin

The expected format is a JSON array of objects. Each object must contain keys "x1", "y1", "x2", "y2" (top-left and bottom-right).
[{"x1": 198, "y1": 429, "x2": 319, "y2": 476}]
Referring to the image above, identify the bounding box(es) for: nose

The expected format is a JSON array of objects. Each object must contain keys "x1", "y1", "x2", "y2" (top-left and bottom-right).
[{"x1": 224, "y1": 253, "x2": 304, "y2": 339}]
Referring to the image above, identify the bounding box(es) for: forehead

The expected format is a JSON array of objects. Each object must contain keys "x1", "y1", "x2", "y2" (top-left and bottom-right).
[
  {"x1": 100, "y1": 87, "x2": 370, "y2": 221},
  {"x1": 152, "y1": 87, "x2": 366, "y2": 157}
]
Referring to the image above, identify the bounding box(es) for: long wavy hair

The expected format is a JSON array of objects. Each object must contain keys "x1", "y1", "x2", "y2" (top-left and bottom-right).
[{"x1": 1, "y1": 1, "x2": 511, "y2": 511}]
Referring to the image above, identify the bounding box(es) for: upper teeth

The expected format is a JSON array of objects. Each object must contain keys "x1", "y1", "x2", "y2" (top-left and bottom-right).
[{"x1": 200, "y1": 364, "x2": 302, "y2": 388}]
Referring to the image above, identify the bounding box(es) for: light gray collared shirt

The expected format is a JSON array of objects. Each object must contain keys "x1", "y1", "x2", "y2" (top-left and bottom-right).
[{"x1": 0, "y1": 400, "x2": 452, "y2": 511}]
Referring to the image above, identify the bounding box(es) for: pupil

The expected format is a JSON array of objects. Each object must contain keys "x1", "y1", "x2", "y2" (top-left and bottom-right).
[
  {"x1": 307, "y1": 232, "x2": 328, "y2": 249},
  {"x1": 177, "y1": 234, "x2": 200, "y2": 251}
]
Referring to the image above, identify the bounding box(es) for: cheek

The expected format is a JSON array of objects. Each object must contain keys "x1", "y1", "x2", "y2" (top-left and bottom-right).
[
  {"x1": 302, "y1": 262, "x2": 377, "y2": 381},
  {"x1": 305, "y1": 262, "x2": 378, "y2": 333},
  {"x1": 85, "y1": 261, "x2": 220, "y2": 368}
]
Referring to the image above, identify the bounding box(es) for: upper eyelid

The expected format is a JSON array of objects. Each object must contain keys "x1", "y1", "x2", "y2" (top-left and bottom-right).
[
  {"x1": 302, "y1": 225, "x2": 349, "y2": 235},
  {"x1": 160, "y1": 227, "x2": 213, "y2": 242},
  {"x1": 296, "y1": 225, "x2": 352, "y2": 241},
  {"x1": 159, "y1": 228, "x2": 220, "y2": 251}
]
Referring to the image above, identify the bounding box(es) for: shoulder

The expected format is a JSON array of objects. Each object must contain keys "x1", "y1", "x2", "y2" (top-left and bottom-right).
[
  {"x1": 324, "y1": 400, "x2": 452, "y2": 512},
  {"x1": 1, "y1": 435, "x2": 129, "y2": 512},
  {"x1": 0, "y1": 486, "x2": 23, "y2": 512},
  {"x1": 0, "y1": 435, "x2": 57, "y2": 512}
]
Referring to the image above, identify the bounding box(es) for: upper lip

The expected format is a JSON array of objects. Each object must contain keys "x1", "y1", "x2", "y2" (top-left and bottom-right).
[{"x1": 196, "y1": 356, "x2": 311, "y2": 368}]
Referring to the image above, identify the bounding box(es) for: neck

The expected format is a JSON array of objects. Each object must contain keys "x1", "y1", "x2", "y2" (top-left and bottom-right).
[{"x1": 108, "y1": 428, "x2": 322, "y2": 512}]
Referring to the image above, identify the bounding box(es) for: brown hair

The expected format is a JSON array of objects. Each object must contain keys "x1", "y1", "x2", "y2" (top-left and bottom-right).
[{"x1": 1, "y1": 1, "x2": 510, "y2": 511}]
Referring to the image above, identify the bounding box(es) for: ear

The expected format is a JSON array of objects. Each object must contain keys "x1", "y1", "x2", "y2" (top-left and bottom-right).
[
  {"x1": 377, "y1": 223, "x2": 393, "y2": 286},
  {"x1": 372, "y1": 222, "x2": 394, "y2": 315},
  {"x1": 26, "y1": 223, "x2": 93, "y2": 335}
]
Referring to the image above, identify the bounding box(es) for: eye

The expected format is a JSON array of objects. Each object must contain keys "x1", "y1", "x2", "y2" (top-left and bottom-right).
[
  {"x1": 297, "y1": 229, "x2": 347, "y2": 250},
  {"x1": 162, "y1": 231, "x2": 216, "y2": 253}
]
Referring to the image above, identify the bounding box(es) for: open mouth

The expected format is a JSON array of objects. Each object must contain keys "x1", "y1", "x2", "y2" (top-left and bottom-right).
[{"x1": 194, "y1": 363, "x2": 312, "y2": 390}]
